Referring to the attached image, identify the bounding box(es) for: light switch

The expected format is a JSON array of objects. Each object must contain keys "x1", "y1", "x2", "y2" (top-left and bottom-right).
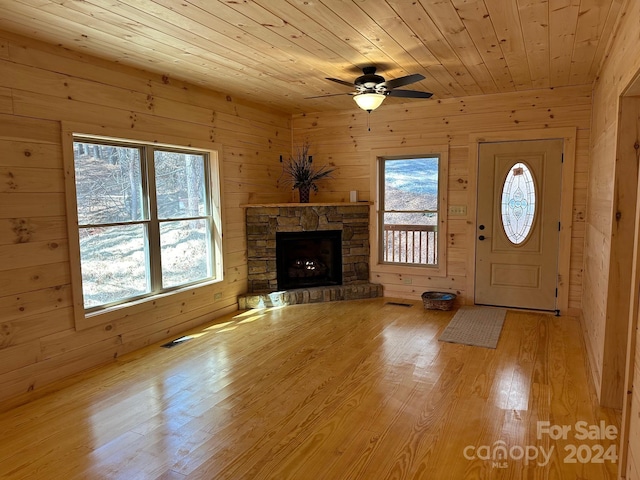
[{"x1": 448, "y1": 205, "x2": 467, "y2": 216}]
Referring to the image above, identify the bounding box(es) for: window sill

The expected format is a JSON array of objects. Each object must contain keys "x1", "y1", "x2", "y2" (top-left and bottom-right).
[
  {"x1": 75, "y1": 278, "x2": 223, "y2": 331},
  {"x1": 371, "y1": 262, "x2": 447, "y2": 278}
]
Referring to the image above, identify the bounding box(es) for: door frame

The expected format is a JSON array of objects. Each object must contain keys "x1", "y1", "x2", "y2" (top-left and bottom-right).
[{"x1": 467, "y1": 128, "x2": 577, "y2": 315}]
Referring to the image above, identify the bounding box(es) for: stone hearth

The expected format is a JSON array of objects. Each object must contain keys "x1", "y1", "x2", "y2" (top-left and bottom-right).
[
  {"x1": 238, "y1": 283, "x2": 384, "y2": 309},
  {"x1": 239, "y1": 203, "x2": 383, "y2": 309}
]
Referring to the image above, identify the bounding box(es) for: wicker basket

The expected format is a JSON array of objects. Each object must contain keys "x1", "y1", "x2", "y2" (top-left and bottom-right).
[{"x1": 421, "y1": 291, "x2": 457, "y2": 311}]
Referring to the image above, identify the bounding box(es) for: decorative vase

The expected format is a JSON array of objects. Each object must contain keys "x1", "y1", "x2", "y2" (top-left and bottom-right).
[{"x1": 298, "y1": 185, "x2": 311, "y2": 203}]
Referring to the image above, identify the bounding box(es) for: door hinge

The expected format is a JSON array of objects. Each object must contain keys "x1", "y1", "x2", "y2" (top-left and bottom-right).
[
  {"x1": 561, "y1": 153, "x2": 564, "y2": 163},
  {"x1": 555, "y1": 288, "x2": 558, "y2": 297},
  {"x1": 558, "y1": 221, "x2": 561, "y2": 231}
]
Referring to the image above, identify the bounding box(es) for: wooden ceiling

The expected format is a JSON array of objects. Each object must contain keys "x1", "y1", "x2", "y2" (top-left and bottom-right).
[{"x1": 0, "y1": 0, "x2": 623, "y2": 114}]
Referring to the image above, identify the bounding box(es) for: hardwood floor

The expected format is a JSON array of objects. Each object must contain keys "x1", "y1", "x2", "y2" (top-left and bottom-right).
[{"x1": 0, "y1": 298, "x2": 620, "y2": 479}]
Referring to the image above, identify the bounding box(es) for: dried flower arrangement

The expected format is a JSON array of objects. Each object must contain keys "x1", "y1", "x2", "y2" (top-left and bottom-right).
[{"x1": 280, "y1": 141, "x2": 336, "y2": 203}]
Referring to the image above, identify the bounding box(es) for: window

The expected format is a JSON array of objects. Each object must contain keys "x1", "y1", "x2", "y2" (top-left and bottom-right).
[
  {"x1": 379, "y1": 155, "x2": 441, "y2": 266},
  {"x1": 501, "y1": 162, "x2": 536, "y2": 245},
  {"x1": 72, "y1": 137, "x2": 221, "y2": 310}
]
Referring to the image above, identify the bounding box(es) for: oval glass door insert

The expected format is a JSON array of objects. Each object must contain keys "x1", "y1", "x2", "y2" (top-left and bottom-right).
[{"x1": 501, "y1": 162, "x2": 536, "y2": 245}]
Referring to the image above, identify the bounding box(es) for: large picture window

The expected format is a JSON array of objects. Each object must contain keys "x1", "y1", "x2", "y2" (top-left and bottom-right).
[
  {"x1": 72, "y1": 137, "x2": 220, "y2": 310},
  {"x1": 379, "y1": 155, "x2": 441, "y2": 266}
]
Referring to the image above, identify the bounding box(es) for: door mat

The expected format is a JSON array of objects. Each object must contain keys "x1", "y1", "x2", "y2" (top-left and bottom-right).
[{"x1": 438, "y1": 306, "x2": 507, "y2": 349}]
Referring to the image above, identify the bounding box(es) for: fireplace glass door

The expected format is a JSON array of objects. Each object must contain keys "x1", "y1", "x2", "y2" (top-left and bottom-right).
[{"x1": 276, "y1": 230, "x2": 342, "y2": 290}]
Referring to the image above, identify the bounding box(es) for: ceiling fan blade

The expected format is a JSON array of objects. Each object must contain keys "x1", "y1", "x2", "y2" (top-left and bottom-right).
[
  {"x1": 387, "y1": 89, "x2": 433, "y2": 98},
  {"x1": 305, "y1": 92, "x2": 354, "y2": 99},
  {"x1": 326, "y1": 77, "x2": 354, "y2": 88},
  {"x1": 383, "y1": 73, "x2": 426, "y2": 90}
]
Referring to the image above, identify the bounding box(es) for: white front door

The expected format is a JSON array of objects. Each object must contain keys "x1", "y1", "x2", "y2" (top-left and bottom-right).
[{"x1": 475, "y1": 140, "x2": 563, "y2": 311}]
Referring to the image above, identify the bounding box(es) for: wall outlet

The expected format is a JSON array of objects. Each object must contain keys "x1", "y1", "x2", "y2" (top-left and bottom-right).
[
  {"x1": 214, "y1": 292, "x2": 223, "y2": 300},
  {"x1": 448, "y1": 205, "x2": 467, "y2": 216},
  {"x1": 402, "y1": 277, "x2": 412, "y2": 285}
]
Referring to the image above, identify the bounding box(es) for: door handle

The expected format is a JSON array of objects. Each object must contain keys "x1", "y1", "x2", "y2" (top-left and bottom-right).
[{"x1": 478, "y1": 235, "x2": 488, "y2": 241}]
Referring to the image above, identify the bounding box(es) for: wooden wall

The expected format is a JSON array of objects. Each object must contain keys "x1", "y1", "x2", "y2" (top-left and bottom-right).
[
  {"x1": 0, "y1": 31, "x2": 291, "y2": 408},
  {"x1": 292, "y1": 86, "x2": 592, "y2": 308},
  {"x1": 582, "y1": 10, "x2": 629, "y2": 409},
  {"x1": 586, "y1": 1, "x2": 640, "y2": 477}
]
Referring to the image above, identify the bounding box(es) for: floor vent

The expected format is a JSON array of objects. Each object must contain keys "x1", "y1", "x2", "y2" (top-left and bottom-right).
[
  {"x1": 385, "y1": 302, "x2": 413, "y2": 307},
  {"x1": 160, "y1": 336, "x2": 192, "y2": 348}
]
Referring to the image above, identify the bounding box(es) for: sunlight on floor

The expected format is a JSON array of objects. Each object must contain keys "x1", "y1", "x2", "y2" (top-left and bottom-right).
[
  {"x1": 495, "y1": 367, "x2": 530, "y2": 411},
  {"x1": 166, "y1": 306, "x2": 288, "y2": 339}
]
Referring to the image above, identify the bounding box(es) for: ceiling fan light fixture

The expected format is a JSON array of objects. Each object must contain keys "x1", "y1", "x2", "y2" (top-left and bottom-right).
[{"x1": 353, "y1": 93, "x2": 385, "y2": 111}]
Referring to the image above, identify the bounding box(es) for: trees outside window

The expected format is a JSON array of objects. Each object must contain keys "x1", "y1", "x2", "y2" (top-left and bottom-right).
[{"x1": 73, "y1": 138, "x2": 219, "y2": 310}]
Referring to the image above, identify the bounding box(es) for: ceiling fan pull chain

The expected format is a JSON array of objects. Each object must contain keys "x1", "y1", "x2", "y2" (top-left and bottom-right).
[{"x1": 367, "y1": 111, "x2": 371, "y2": 132}]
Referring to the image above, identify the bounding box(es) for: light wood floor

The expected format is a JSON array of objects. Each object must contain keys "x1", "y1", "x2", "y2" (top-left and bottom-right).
[{"x1": 0, "y1": 298, "x2": 621, "y2": 479}]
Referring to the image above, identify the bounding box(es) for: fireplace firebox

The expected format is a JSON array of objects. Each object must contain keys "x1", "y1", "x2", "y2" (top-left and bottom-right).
[{"x1": 276, "y1": 230, "x2": 342, "y2": 290}]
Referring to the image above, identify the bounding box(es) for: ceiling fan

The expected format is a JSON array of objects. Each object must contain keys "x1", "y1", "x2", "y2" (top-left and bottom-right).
[{"x1": 308, "y1": 66, "x2": 433, "y2": 111}]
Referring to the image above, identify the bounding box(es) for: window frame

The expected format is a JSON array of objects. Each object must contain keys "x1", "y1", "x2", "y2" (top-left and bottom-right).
[
  {"x1": 378, "y1": 154, "x2": 441, "y2": 266},
  {"x1": 370, "y1": 146, "x2": 448, "y2": 278},
  {"x1": 62, "y1": 126, "x2": 224, "y2": 330}
]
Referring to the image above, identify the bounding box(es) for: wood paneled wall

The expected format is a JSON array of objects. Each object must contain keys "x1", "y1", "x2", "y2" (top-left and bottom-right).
[
  {"x1": 292, "y1": 86, "x2": 592, "y2": 308},
  {"x1": 586, "y1": 1, "x2": 640, "y2": 410},
  {"x1": 586, "y1": 1, "x2": 640, "y2": 477},
  {"x1": 0, "y1": 31, "x2": 291, "y2": 408}
]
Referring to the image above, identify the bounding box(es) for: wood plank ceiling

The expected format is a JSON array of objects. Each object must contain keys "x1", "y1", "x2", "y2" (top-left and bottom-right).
[{"x1": 0, "y1": 0, "x2": 623, "y2": 114}]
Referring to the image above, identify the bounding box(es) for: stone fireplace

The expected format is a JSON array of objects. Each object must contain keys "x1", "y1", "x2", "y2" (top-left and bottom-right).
[{"x1": 239, "y1": 203, "x2": 382, "y2": 308}]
